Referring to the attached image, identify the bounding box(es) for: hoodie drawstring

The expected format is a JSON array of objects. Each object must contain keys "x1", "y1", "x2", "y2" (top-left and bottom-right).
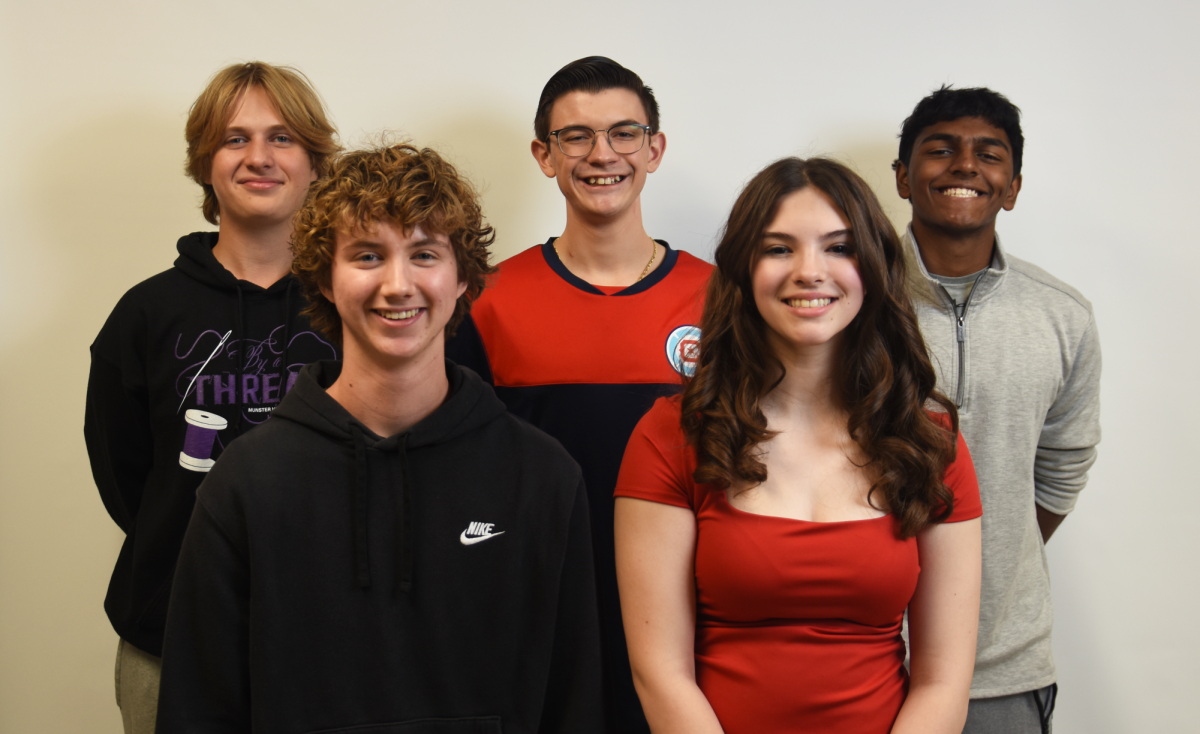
[
  {"x1": 397, "y1": 434, "x2": 414, "y2": 593},
  {"x1": 347, "y1": 426, "x2": 413, "y2": 593},
  {"x1": 282, "y1": 280, "x2": 293, "y2": 394},
  {"x1": 350, "y1": 425, "x2": 372, "y2": 588},
  {"x1": 234, "y1": 284, "x2": 246, "y2": 434}
]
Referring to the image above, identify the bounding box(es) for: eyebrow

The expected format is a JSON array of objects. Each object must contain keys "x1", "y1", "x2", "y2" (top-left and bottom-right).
[
  {"x1": 919, "y1": 132, "x2": 1010, "y2": 151},
  {"x1": 224, "y1": 123, "x2": 290, "y2": 135},
  {"x1": 762, "y1": 228, "x2": 852, "y2": 242},
  {"x1": 342, "y1": 234, "x2": 452, "y2": 249}
]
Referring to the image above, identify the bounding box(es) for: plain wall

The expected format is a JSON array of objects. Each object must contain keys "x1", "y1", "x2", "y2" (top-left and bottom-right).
[{"x1": 1, "y1": 1, "x2": 1196, "y2": 731}]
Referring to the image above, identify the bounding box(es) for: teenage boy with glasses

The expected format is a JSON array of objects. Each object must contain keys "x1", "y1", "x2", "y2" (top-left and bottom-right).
[
  {"x1": 447, "y1": 56, "x2": 712, "y2": 734},
  {"x1": 893, "y1": 86, "x2": 1102, "y2": 734}
]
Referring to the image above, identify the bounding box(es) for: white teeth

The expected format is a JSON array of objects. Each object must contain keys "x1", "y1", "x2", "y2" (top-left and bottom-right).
[
  {"x1": 586, "y1": 175, "x2": 623, "y2": 185},
  {"x1": 941, "y1": 187, "x2": 982, "y2": 198},
  {"x1": 787, "y1": 298, "x2": 832, "y2": 308},
  {"x1": 380, "y1": 309, "x2": 419, "y2": 320}
]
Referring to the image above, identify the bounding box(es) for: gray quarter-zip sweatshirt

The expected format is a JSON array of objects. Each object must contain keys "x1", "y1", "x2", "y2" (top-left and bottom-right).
[{"x1": 904, "y1": 226, "x2": 1102, "y2": 698}]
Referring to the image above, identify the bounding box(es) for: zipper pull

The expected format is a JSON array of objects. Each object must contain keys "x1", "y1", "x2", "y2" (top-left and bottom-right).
[{"x1": 957, "y1": 316, "x2": 966, "y2": 342}]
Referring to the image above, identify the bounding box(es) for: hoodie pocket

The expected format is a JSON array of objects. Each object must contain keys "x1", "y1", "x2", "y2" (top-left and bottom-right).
[{"x1": 307, "y1": 717, "x2": 503, "y2": 734}]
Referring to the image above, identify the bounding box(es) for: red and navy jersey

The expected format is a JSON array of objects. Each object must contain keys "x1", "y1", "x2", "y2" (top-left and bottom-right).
[{"x1": 446, "y1": 237, "x2": 712, "y2": 733}]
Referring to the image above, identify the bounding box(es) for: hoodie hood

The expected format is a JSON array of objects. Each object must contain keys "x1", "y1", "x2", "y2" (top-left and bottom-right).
[
  {"x1": 174, "y1": 231, "x2": 295, "y2": 295},
  {"x1": 273, "y1": 360, "x2": 508, "y2": 591}
]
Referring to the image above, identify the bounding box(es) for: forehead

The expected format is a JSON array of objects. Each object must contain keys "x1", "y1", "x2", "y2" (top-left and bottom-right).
[
  {"x1": 333, "y1": 220, "x2": 448, "y2": 249},
  {"x1": 225, "y1": 85, "x2": 286, "y2": 128},
  {"x1": 548, "y1": 88, "x2": 649, "y2": 130},
  {"x1": 916, "y1": 116, "x2": 1011, "y2": 149},
  {"x1": 767, "y1": 187, "x2": 850, "y2": 235}
]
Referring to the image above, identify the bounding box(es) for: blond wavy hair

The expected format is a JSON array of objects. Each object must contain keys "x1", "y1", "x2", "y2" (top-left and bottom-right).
[
  {"x1": 291, "y1": 143, "x2": 497, "y2": 344},
  {"x1": 185, "y1": 61, "x2": 340, "y2": 225}
]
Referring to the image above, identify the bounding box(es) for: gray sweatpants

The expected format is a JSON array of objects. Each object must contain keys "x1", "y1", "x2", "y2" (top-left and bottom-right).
[
  {"x1": 114, "y1": 638, "x2": 161, "y2": 734},
  {"x1": 963, "y1": 684, "x2": 1057, "y2": 734}
]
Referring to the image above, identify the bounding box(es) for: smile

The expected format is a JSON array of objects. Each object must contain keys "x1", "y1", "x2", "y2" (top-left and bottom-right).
[
  {"x1": 938, "y1": 187, "x2": 983, "y2": 198},
  {"x1": 378, "y1": 308, "x2": 420, "y2": 320},
  {"x1": 786, "y1": 298, "x2": 834, "y2": 308},
  {"x1": 585, "y1": 175, "x2": 625, "y2": 185}
]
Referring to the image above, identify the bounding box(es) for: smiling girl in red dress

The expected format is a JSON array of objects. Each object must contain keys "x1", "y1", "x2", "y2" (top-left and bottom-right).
[{"x1": 615, "y1": 158, "x2": 982, "y2": 734}]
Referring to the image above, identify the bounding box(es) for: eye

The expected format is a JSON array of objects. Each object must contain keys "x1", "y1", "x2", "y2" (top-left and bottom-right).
[
  {"x1": 353, "y1": 251, "x2": 381, "y2": 263},
  {"x1": 762, "y1": 243, "x2": 790, "y2": 256},
  {"x1": 225, "y1": 135, "x2": 248, "y2": 146},
  {"x1": 560, "y1": 128, "x2": 592, "y2": 144},
  {"x1": 271, "y1": 133, "x2": 293, "y2": 144},
  {"x1": 828, "y1": 243, "x2": 854, "y2": 256}
]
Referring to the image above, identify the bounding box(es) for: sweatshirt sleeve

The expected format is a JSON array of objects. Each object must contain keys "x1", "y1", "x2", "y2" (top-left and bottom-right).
[
  {"x1": 156, "y1": 482, "x2": 251, "y2": 733},
  {"x1": 1034, "y1": 312, "x2": 1102, "y2": 515},
  {"x1": 538, "y1": 478, "x2": 606, "y2": 734},
  {"x1": 84, "y1": 340, "x2": 154, "y2": 534}
]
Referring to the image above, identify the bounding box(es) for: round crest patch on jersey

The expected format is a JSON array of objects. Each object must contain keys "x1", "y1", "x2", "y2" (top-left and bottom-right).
[{"x1": 665, "y1": 325, "x2": 702, "y2": 377}]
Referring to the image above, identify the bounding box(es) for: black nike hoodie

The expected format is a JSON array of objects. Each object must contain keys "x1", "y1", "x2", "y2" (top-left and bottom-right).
[
  {"x1": 157, "y1": 361, "x2": 605, "y2": 734},
  {"x1": 85, "y1": 232, "x2": 339, "y2": 656}
]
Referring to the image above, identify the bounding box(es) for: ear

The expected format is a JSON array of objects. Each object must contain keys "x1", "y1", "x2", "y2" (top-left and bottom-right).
[
  {"x1": 645, "y1": 131, "x2": 667, "y2": 174},
  {"x1": 531, "y1": 139, "x2": 556, "y2": 179},
  {"x1": 1002, "y1": 173, "x2": 1022, "y2": 211},
  {"x1": 456, "y1": 277, "x2": 468, "y2": 300},
  {"x1": 894, "y1": 161, "x2": 912, "y2": 201},
  {"x1": 318, "y1": 278, "x2": 334, "y2": 305}
]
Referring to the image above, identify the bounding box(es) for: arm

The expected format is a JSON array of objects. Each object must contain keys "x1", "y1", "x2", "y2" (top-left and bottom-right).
[
  {"x1": 1034, "y1": 314, "x2": 1102, "y2": 519},
  {"x1": 539, "y1": 479, "x2": 606, "y2": 734},
  {"x1": 156, "y1": 492, "x2": 251, "y2": 733},
  {"x1": 615, "y1": 497, "x2": 725, "y2": 734},
  {"x1": 84, "y1": 350, "x2": 154, "y2": 533},
  {"x1": 890, "y1": 517, "x2": 981, "y2": 734}
]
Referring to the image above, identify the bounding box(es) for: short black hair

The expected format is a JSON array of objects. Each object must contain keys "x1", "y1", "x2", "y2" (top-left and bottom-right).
[
  {"x1": 533, "y1": 56, "x2": 660, "y2": 141},
  {"x1": 895, "y1": 85, "x2": 1024, "y2": 177}
]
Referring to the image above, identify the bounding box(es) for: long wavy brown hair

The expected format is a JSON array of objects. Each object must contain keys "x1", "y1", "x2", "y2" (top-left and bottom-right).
[{"x1": 681, "y1": 157, "x2": 957, "y2": 538}]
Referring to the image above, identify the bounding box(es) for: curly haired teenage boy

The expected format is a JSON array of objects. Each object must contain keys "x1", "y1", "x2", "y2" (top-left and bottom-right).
[{"x1": 156, "y1": 144, "x2": 605, "y2": 734}]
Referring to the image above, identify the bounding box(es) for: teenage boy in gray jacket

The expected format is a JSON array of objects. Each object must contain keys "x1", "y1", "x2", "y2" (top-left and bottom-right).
[{"x1": 893, "y1": 86, "x2": 1101, "y2": 734}]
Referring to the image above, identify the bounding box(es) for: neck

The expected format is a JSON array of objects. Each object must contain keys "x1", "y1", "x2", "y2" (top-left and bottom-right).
[
  {"x1": 761, "y1": 336, "x2": 844, "y2": 426},
  {"x1": 325, "y1": 344, "x2": 449, "y2": 438},
  {"x1": 211, "y1": 217, "x2": 296, "y2": 287},
  {"x1": 557, "y1": 200, "x2": 658, "y2": 287},
  {"x1": 910, "y1": 216, "x2": 995, "y2": 277}
]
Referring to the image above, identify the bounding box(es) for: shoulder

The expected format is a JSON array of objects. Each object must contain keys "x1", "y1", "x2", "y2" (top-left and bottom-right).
[
  {"x1": 1004, "y1": 254, "x2": 1094, "y2": 316},
  {"x1": 671, "y1": 249, "x2": 715, "y2": 278},
  {"x1": 495, "y1": 411, "x2": 582, "y2": 478},
  {"x1": 91, "y1": 265, "x2": 193, "y2": 354},
  {"x1": 491, "y1": 244, "x2": 552, "y2": 284},
  {"x1": 615, "y1": 397, "x2": 697, "y2": 510}
]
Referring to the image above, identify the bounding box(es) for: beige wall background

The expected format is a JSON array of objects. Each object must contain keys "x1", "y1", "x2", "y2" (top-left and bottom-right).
[{"x1": 2, "y1": 1, "x2": 1196, "y2": 731}]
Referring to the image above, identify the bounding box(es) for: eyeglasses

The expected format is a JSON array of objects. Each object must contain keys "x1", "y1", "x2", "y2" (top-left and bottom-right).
[{"x1": 547, "y1": 124, "x2": 652, "y2": 157}]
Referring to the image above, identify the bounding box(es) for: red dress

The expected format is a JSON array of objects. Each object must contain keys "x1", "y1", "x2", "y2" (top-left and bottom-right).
[{"x1": 614, "y1": 398, "x2": 981, "y2": 734}]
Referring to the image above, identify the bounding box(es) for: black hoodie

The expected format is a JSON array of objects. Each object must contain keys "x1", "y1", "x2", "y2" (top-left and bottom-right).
[
  {"x1": 157, "y1": 361, "x2": 605, "y2": 734},
  {"x1": 84, "y1": 232, "x2": 339, "y2": 656}
]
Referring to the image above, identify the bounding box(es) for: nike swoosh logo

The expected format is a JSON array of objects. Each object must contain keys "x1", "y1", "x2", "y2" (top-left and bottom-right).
[{"x1": 460, "y1": 530, "x2": 505, "y2": 546}]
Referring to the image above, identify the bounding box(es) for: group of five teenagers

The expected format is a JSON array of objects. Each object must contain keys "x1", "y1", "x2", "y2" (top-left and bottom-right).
[
  {"x1": 156, "y1": 144, "x2": 606, "y2": 733},
  {"x1": 85, "y1": 62, "x2": 340, "y2": 733},
  {"x1": 84, "y1": 56, "x2": 1100, "y2": 734},
  {"x1": 895, "y1": 88, "x2": 1100, "y2": 733},
  {"x1": 446, "y1": 55, "x2": 713, "y2": 733},
  {"x1": 614, "y1": 158, "x2": 983, "y2": 734}
]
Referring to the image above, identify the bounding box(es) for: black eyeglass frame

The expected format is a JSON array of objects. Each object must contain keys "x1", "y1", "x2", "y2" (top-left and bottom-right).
[{"x1": 546, "y1": 123, "x2": 653, "y2": 157}]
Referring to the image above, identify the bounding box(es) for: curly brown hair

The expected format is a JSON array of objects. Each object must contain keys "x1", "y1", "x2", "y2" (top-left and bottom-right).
[
  {"x1": 681, "y1": 157, "x2": 958, "y2": 538},
  {"x1": 185, "y1": 61, "x2": 340, "y2": 225},
  {"x1": 291, "y1": 144, "x2": 496, "y2": 345}
]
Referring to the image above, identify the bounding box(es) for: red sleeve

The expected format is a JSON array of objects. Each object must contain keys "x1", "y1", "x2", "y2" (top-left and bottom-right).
[
  {"x1": 614, "y1": 398, "x2": 697, "y2": 511},
  {"x1": 943, "y1": 429, "x2": 982, "y2": 522}
]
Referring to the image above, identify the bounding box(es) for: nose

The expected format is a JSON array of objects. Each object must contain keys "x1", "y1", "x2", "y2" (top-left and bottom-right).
[
  {"x1": 950, "y1": 145, "x2": 978, "y2": 176},
  {"x1": 585, "y1": 130, "x2": 620, "y2": 165},
  {"x1": 791, "y1": 247, "x2": 827, "y2": 285},
  {"x1": 381, "y1": 258, "x2": 415, "y2": 298},
  {"x1": 245, "y1": 135, "x2": 275, "y2": 170}
]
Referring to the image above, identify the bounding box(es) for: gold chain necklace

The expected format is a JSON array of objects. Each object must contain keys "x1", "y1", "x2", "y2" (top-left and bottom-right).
[{"x1": 553, "y1": 238, "x2": 658, "y2": 283}]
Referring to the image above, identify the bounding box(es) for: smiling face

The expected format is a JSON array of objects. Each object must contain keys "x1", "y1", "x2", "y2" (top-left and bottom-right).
[
  {"x1": 752, "y1": 187, "x2": 865, "y2": 362},
  {"x1": 896, "y1": 116, "x2": 1022, "y2": 237},
  {"x1": 320, "y1": 221, "x2": 467, "y2": 372},
  {"x1": 206, "y1": 85, "x2": 317, "y2": 229},
  {"x1": 531, "y1": 88, "x2": 665, "y2": 223}
]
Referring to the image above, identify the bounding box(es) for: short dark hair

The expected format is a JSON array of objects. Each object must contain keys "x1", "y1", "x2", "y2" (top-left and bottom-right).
[
  {"x1": 533, "y1": 56, "x2": 661, "y2": 141},
  {"x1": 292, "y1": 144, "x2": 496, "y2": 345},
  {"x1": 895, "y1": 85, "x2": 1024, "y2": 177}
]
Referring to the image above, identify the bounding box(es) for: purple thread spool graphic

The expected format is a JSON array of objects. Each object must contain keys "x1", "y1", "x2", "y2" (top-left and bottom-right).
[{"x1": 179, "y1": 410, "x2": 228, "y2": 472}]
